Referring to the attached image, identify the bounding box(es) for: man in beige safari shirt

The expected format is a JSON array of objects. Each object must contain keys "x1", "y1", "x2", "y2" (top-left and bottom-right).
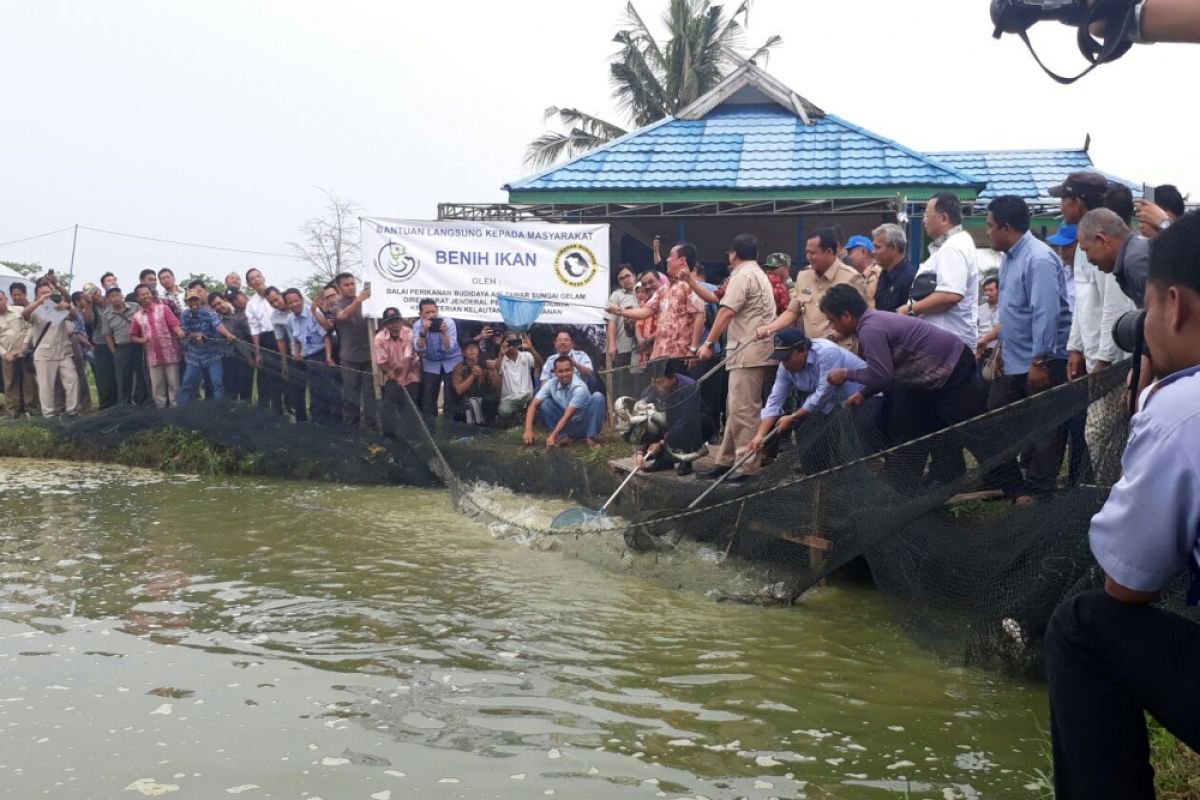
[{"x1": 695, "y1": 234, "x2": 777, "y2": 481}]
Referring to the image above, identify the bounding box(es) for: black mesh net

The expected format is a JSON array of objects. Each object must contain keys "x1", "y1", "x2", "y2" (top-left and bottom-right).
[{"x1": 17, "y1": 333, "x2": 1146, "y2": 678}]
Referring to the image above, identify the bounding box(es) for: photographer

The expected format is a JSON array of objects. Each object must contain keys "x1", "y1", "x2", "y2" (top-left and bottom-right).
[
  {"x1": 493, "y1": 332, "x2": 542, "y2": 425},
  {"x1": 331, "y1": 272, "x2": 377, "y2": 428},
  {"x1": 451, "y1": 340, "x2": 499, "y2": 426},
  {"x1": 1045, "y1": 210, "x2": 1200, "y2": 799},
  {"x1": 412, "y1": 298, "x2": 462, "y2": 420},
  {"x1": 21, "y1": 281, "x2": 80, "y2": 418}
]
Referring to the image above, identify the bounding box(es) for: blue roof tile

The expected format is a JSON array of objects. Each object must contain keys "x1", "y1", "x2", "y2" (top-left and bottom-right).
[
  {"x1": 928, "y1": 149, "x2": 1141, "y2": 202},
  {"x1": 507, "y1": 105, "x2": 982, "y2": 193}
]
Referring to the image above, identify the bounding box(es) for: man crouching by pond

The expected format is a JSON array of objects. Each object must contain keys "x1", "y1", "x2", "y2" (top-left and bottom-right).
[{"x1": 523, "y1": 355, "x2": 605, "y2": 449}]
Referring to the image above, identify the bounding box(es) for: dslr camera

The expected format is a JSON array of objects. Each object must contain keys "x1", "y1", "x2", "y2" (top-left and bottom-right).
[
  {"x1": 426, "y1": 317, "x2": 443, "y2": 333},
  {"x1": 1111, "y1": 309, "x2": 1147, "y2": 355},
  {"x1": 990, "y1": 0, "x2": 1140, "y2": 83}
]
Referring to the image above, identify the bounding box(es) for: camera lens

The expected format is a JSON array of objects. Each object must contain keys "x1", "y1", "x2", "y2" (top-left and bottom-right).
[{"x1": 1111, "y1": 310, "x2": 1146, "y2": 354}]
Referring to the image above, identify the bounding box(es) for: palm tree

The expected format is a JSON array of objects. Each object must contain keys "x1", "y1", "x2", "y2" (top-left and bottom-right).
[{"x1": 524, "y1": 0, "x2": 781, "y2": 170}]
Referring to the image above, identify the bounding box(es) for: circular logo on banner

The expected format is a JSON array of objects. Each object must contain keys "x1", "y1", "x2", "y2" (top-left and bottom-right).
[
  {"x1": 553, "y1": 244, "x2": 599, "y2": 288},
  {"x1": 375, "y1": 241, "x2": 420, "y2": 282}
]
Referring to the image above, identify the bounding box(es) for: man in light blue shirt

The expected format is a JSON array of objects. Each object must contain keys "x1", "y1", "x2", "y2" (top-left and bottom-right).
[
  {"x1": 524, "y1": 355, "x2": 605, "y2": 448},
  {"x1": 1045, "y1": 211, "x2": 1200, "y2": 799},
  {"x1": 749, "y1": 327, "x2": 861, "y2": 435},
  {"x1": 748, "y1": 328, "x2": 866, "y2": 464},
  {"x1": 985, "y1": 196, "x2": 1072, "y2": 496},
  {"x1": 538, "y1": 330, "x2": 595, "y2": 386},
  {"x1": 413, "y1": 299, "x2": 463, "y2": 420}
]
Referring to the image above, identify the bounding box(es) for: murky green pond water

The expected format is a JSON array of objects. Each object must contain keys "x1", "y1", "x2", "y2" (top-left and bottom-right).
[{"x1": 0, "y1": 458, "x2": 1049, "y2": 799}]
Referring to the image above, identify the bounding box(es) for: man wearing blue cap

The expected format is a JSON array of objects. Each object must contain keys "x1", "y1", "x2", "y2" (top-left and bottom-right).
[
  {"x1": 747, "y1": 328, "x2": 866, "y2": 454},
  {"x1": 1046, "y1": 223, "x2": 1079, "y2": 314},
  {"x1": 845, "y1": 235, "x2": 881, "y2": 309}
]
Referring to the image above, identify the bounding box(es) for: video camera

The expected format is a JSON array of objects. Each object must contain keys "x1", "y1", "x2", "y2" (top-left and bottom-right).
[{"x1": 990, "y1": 0, "x2": 1141, "y2": 83}]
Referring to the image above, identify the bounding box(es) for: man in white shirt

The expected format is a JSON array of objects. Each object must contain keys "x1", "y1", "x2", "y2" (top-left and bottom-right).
[
  {"x1": 493, "y1": 333, "x2": 544, "y2": 423},
  {"x1": 1051, "y1": 172, "x2": 1135, "y2": 482},
  {"x1": 901, "y1": 192, "x2": 979, "y2": 350},
  {"x1": 1053, "y1": 172, "x2": 1135, "y2": 380},
  {"x1": 244, "y1": 268, "x2": 285, "y2": 414}
]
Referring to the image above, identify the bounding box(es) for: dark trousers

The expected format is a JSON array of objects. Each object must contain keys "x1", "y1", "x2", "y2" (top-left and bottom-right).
[
  {"x1": 884, "y1": 347, "x2": 989, "y2": 490},
  {"x1": 255, "y1": 333, "x2": 285, "y2": 414},
  {"x1": 282, "y1": 358, "x2": 308, "y2": 422},
  {"x1": 381, "y1": 379, "x2": 420, "y2": 437},
  {"x1": 987, "y1": 359, "x2": 1069, "y2": 494},
  {"x1": 112, "y1": 344, "x2": 142, "y2": 406},
  {"x1": 419, "y1": 369, "x2": 458, "y2": 420},
  {"x1": 302, "y1": 353, "x2": 339, "y2": 425},
  {"x1": 1046, "y1": 590, "x2": 1200, "y2": 799},
  {"x1": 607, "y1": 351, "x2": 634, "y2": 401},
  {"x1": 690, "y1": 355, "x2": 726, "y2": 440},
  {"x1": 2, "y1": 356, "x2": 39, "y2": 416},
  {"x1": 93, "y1": 344, "x2": 117, "y2": 409},
  {"x1": 340, "y1": 359, "x2": 377, "y2": 428},
  {"x1": 224, "y1": 350, "x2": 254, "y2": 403}
]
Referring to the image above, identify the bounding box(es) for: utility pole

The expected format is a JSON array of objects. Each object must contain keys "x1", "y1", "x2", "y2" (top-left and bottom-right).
[{"x1": 66, "y1": 223, "x2": 79, "y2": 287}]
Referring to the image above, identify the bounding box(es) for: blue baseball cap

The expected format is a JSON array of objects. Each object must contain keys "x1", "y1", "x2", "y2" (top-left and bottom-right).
[
  {"x1": 770, "y1": 327, "x2": 811, "y2": 360},
  {"x1": 1046, "y1": 223, "x2": 1077, "y2": 246},
  {"x1": 845, "y1": 235, "x2": 875, "y2": 254}
]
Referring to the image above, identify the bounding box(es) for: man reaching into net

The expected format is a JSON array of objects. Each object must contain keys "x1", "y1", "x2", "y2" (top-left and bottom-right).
[
  {"x1": 1044, "y1": 211, "x2": 1200, "y2": 800},
  {"x1": 821, "y1": 284, "x2": 995, "y2": 490},
  {"x1": 631, "y1": 358, "x2": 707, "y2": 476},
  {"x1": 748, "y1": 328, "x2": 867, "y2": 458}
]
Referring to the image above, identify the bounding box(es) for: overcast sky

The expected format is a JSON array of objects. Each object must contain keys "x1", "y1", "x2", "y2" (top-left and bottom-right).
[{"x1": 2, "y1": 0, "x2": 1195, "y2": 291}]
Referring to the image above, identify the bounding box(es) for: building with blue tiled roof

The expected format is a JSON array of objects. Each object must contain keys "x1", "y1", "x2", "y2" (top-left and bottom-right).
[{"x1": 440, "y1": 62, "x2": 1138, "y2": 273}]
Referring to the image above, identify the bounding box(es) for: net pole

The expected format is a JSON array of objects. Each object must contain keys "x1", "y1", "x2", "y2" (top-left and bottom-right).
[{"x1": 367, "y1": 318, "x2": 383, "y2": 402}]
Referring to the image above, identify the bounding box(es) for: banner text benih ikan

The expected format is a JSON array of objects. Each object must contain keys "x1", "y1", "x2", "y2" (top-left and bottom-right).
[{"x1": 359, "y1": 217, "x2": 611, "y2": 324}]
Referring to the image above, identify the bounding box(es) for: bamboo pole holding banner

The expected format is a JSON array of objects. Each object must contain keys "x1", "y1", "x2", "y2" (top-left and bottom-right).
[{"x1": 367, "y1": 318, "x2": 382, "y2": 401}]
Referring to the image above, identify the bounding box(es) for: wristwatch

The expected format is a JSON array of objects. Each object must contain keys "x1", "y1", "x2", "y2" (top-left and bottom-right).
[
  {"x1": 906, "y1": 298, "x2": 916, "y2": 315},
  {"x1": 1159, "y1": 219, "x2": 1171, "y2": 231},
  {"x1": 1031, "y1": 357, "x2": 1049, "y2": 369}
]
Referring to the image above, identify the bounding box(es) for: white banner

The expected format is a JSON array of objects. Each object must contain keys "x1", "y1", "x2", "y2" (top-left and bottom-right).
[{"x1": 359, "y1": 218, "x2": 610, "y2": 324}]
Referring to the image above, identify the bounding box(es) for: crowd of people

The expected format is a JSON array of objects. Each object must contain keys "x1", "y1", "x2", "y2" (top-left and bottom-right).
[{"x1": 0, "y1": 173, "x2": 1185, "y2": 488}]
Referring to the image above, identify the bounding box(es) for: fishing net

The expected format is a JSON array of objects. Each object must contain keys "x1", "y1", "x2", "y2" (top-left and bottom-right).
[
  {"x1": 382, "y1": 356, "x2": 1140, "y2": 678},
  {"x1": 8, "y1": 326, "x2": 1148, "y2": 677}
]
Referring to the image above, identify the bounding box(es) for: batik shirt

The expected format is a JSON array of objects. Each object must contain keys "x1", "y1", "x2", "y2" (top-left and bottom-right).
[
  {"x1": 644, "y1": 279, "x2": 704, "y2": 359},
  {"x1": 179, "y1": 306, "x2": 226, "y2": 367},
  {"x1": 129, "y1": 303, "x2": 183, "y2": 367}
]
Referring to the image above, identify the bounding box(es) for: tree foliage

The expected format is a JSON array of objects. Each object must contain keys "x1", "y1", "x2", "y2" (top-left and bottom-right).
[
  {"x1": 1, "y1": 261, "x2": 45, "y2": 279},
  {"x1": 184, "y1": 272, "x2": 227, "y2": 296},
  {"x1": 524, "y1": 0, "x2": 780, "y2": 170}
]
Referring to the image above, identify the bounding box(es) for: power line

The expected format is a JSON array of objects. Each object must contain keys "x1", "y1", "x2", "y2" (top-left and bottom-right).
[
  {"x1": 0, "y1": 226, "x2": 75, "y2": 248},
  {"x1": 78, "y1": 225, "x2": 299, "y2": 258}
]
